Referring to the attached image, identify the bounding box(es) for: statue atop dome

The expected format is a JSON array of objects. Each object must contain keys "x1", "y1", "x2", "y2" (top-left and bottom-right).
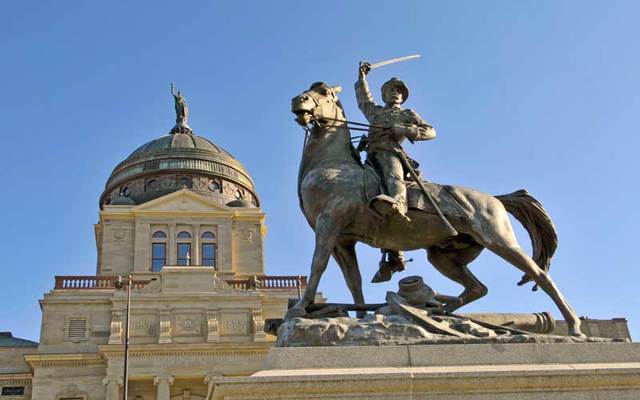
[{"x1": 170, "y1": 83, "x2": 193, "y2": 134}]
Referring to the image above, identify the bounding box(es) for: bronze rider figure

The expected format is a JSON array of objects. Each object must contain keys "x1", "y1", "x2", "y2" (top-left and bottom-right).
[{"x1": 355, "y1": 61, "x2": 437, "y2": 280}]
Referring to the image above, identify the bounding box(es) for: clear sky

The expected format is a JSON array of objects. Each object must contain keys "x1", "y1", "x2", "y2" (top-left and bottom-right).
[{"x1": 1, "y1": 1, "x2": 638, "y2": 341}]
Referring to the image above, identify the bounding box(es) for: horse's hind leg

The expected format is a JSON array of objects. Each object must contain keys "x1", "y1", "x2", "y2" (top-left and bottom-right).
[
  {"x1": 487, "y1": 242, "x2": 583, "y2": 337},
  {"x1": 333, "y1": 240, "x2": 365, "y2": 318},
  {"x1": 427, "y1": 244, "x2": 486, "y2": 312}
]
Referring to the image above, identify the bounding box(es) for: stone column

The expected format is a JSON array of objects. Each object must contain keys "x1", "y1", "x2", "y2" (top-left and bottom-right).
[
  {"x1": 193, "y1": 223, "x2": 201, "y2": 265},
  {"x1": 168, "y1": 223, "x2": 176, "y2": 265},
  {"x1": 154, "y1": 376, "x2": 174, "y2": 400},
  {"x1": 103, "y1": 377, "x2": 121, "y2": 400}
]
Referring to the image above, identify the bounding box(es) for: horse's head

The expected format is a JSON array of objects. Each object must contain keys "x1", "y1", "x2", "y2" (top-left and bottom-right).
[{"x1": 291, "y1": 82, "x2": 343, "y2": 127}]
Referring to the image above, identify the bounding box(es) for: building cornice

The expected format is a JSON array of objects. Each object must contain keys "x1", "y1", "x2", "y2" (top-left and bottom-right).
[
  {"x1": 98, "y1": 342, "x2": 270, "y2": 359},
  {"x1": 0, "y1": 373, "x2": 32, "y2": 385},
  {"x1": 24, "y1": 353, "x2": 106, "y2": 369},
  {"x1": 98, "y1": 189, "x2": 266, "y2": 222}
]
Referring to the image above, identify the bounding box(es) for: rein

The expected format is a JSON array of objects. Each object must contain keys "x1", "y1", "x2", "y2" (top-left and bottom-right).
[
  {"x1": 299, "y1": 116, "x2": 390, "y2": 143},
  {"x1": 295, "y1": 91, "x2": 390, "y2": 145}
]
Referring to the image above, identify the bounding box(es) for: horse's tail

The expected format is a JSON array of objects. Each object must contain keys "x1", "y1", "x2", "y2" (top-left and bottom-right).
[{"x1": 495, "y1": 189, "x2": 558, "y2": 290}]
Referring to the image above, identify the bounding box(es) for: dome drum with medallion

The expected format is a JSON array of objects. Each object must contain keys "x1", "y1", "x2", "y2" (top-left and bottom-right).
[{"x1": 100, "y1": 86, "x2": 258, "y2": 208}]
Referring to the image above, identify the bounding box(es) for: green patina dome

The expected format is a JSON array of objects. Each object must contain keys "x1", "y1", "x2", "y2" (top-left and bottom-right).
[{"x1": 100, "y1": 130, "x2": 258, "y2": 209}]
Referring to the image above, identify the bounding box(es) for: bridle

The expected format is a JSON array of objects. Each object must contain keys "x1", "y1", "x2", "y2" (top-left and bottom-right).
[
  {"x1": 297, "y1": 86, "x2": 343, "y2": 148},
  {"x1": 296, "y1": 86, "x2": 389, "y2": 148}
]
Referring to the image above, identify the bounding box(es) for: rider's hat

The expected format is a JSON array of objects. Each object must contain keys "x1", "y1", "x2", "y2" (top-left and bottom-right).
[{"x1": 381, "y1": 77, "x2": 409, "y2": 104}]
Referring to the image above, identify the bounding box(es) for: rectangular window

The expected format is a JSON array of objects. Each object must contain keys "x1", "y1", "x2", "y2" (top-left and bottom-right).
[
  {"x1": 202, "y1": 243, "x2": 216, "y2": 267},
  {"x1": 1, "y1": 386, "x2": 25, "y2": 395},
  {"x1": 177, "y1": 243, "x2": 191, "y2": 266},
  {"x1": 152, "y1": 243, "x2": 166, "y2": 271}
]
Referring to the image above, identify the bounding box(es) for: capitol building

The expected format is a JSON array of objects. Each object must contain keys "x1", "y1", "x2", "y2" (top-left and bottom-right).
[{"x1": 0, "y1": 94, "x2": 305, "y2": 399}]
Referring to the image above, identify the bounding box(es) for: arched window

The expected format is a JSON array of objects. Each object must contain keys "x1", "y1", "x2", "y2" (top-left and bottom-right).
[
  {"x1": 177, "y1": 231, "x2": 192, "y2": 239},
  {"x1": 201, "y1": 231, "x2": 216, "y2": 268},
  {"x1": 177, "y1": 230, "x2": 192, "y2": 266},
  {"x1": 151, "y1": 231, "x2": 167, "y2": 271},
  {"x1": 201, "y1": 231, "x2": 215, "y2": 239}
]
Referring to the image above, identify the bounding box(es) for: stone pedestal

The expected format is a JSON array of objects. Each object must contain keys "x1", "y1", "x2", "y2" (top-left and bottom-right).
[{"x1": 211, "y1": 342, "x2": 640, "y2": 399}]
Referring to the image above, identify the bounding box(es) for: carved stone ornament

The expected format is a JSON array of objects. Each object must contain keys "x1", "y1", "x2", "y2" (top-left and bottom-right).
[
  {"x1": 159, "y1": 312, "x2": 172, "y2": 344},
  {"x1": 112, "y1": 226, "x2": 127, "y2": 240},
  {"x1": 193, "y1": 176, "x2": 208, "y2": 190},
  {"x1": 242, "y1": 228, "x2": 256, "y2": 244},
  {"x1": 108, "y1": 311, "x2": 123, "y2": 345},
  {"x1": 208, "y1": 179, "x2": 222, "y2": 192},
  {"x1": 206, "y1": 310, "x2": 220, "y2": 342},
  {"x1": 252, "y1": 308, "x2": 268, "y2": 342}
]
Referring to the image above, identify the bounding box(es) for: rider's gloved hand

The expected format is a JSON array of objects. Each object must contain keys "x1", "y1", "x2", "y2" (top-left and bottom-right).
[
  {"x1": 359, "y1": 62, "x2": 371, "y2": 79},
  {"x1": 391, "y1": 124, "x2": 417, "y2": 141}
]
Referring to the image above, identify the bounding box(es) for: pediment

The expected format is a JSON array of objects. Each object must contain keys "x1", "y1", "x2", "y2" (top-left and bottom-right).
[{"x1": 132, "y1": 189, "x2": 231, "y2": 214}]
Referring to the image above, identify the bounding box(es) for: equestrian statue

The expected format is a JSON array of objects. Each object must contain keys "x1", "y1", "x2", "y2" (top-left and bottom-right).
[{"x1": 287, "y1": 60, "x2": 584, "y2": 337}]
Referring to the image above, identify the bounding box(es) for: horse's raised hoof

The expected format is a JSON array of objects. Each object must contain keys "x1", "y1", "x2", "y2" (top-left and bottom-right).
[{"x1": 284, "y1": 305, "x2": 309, "y2": 320}]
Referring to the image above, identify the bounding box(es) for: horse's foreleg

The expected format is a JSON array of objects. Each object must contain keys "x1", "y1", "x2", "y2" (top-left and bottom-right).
[
  {"x1": 333, "y1": 240, "x2": 365, "y2": 318},
  {"x1": 286, "y1": 214, "x2": 342, "y2": 319}
]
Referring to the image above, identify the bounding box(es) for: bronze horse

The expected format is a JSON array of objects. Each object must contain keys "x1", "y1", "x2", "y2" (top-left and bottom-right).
[{"x1": 288, "y1": 82, "x2": 583, "y2": 337}]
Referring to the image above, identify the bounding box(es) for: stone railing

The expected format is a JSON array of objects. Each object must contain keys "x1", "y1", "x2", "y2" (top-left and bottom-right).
[
  {"x1": 54, "y1": 274, "x2": 307, "y2": 291},
  {"x1": 226, "y1": 275, "x2": 307, "y2": 290},
  {"x1": 54, "y1": 276, "x2": 148, "y2": 290}
]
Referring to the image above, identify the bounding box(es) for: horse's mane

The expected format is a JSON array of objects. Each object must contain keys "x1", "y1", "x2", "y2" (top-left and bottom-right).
[{"x1": 335, "y1": 98, "x2": 363, "y2": 166}]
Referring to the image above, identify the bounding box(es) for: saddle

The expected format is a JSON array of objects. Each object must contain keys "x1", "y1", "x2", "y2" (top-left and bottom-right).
[
  {"x1": 406, "y1": 181, "x2": 469, "y2": 218},
  {"x1": 363, "y1": 162, "x2": 470, "y2": 219}
]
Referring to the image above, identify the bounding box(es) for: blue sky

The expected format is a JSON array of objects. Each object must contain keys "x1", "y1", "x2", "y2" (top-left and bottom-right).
[{"x1": 1, "y1": 1, "x2": 638, "y2": 341}]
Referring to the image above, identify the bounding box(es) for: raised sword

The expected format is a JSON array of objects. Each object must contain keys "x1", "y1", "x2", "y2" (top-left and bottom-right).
[{"x1": 367, "y1": 54, "x2": 421, "y2": 70}]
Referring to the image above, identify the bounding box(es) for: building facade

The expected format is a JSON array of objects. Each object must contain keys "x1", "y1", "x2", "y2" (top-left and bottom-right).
[{"x1": 0, "y1": 97, "x2": 305, "y2": 400}]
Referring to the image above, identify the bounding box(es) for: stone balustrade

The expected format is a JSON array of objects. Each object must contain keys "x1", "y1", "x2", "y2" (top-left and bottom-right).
[
  {"x1": 225, "y1": 275, "x2": 307, "y2": 290},
  {"x1": 54, "y1": 275, "x2": 148, "y2": 290},
  {"x1": 54, "y1": 274, "x2": 307, "y2": 291}
]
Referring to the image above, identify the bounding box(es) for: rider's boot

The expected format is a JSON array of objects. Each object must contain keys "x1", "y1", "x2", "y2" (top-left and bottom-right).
[
  {"x1": 392, "y1": 203, "x2": 412, "y2": 223},
  {"x1": 371, "y1": 250, "x2": 407, "y2": 283},
  {"x1": 388, "y1": 250, "x2": 406, "y2": 273},
  {"x1": 369, "y1": 195, "x2": 411, "y2": 222}
]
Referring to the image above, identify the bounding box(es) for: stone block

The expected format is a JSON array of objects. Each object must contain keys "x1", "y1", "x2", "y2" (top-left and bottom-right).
[
  {"x1": 212, "y1": 343, "x2": 640, "y2": 399},
  {"x1": 264, "y1": 346, "x2": 410, "y2": 370}
]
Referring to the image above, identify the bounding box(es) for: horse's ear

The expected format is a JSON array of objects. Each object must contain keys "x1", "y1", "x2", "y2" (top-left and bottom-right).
[
  {"x1": 310, "y1": 82, "x2": 326, "y2": 90},
  {"x1": 332, "y1": 85, "x2": 342, "y2": 94}
]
